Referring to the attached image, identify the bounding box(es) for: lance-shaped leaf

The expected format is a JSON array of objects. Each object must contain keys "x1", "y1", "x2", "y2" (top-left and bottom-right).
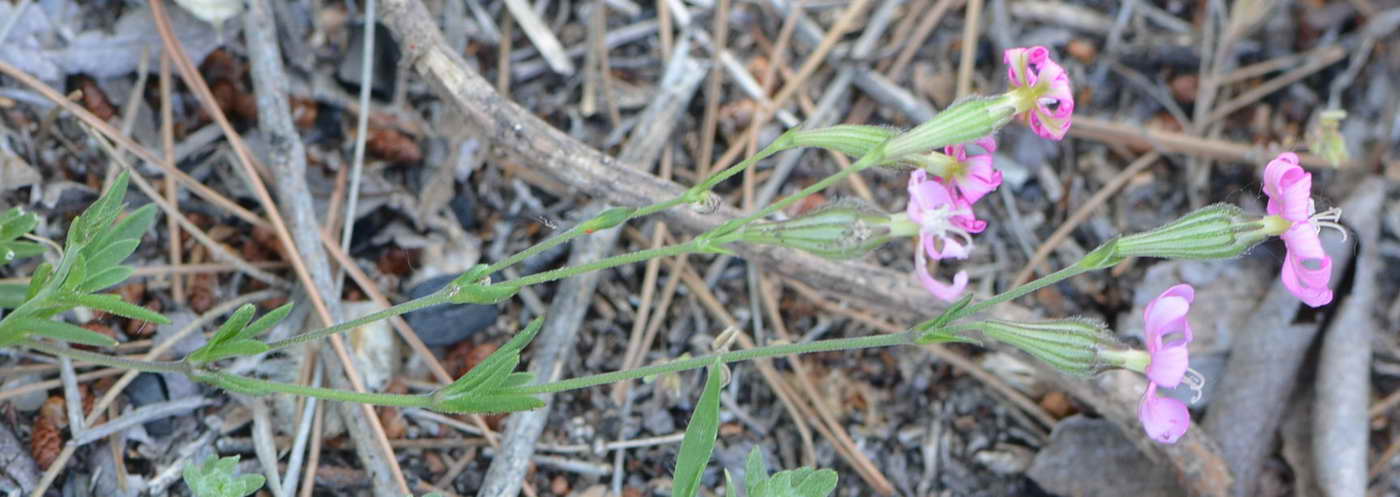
[
  {"x1": 54, "y1": 294, "x2": 171, "y2": 324},
  {"x1": 70, "y1": 172, "x2": 130, "y2": 247},
  {"x1": 12, "y1": 317, "x2": 118, "y2": 347},
  {"x1": 0, "y1": 283, "x2": 26, "y2": 308},
  {"x1": 1, "y1": 240, "x2": 45, "y2": 262},
  {"x1": 672, "y1": 364, "x2": 725, "y2": 497},
  {"x1": 430, "y1": 318, "x2": 545, "y2": 414},
  {"x1": 0, "y1": 207, "x2": 38, "y2": 242},
  {"x1": 91, "y1": 203, "x2": 157, "y2": 253},
  {"x1": 76, "y1": 266, "x2": 136, "y2": 293},
  {"x1": 188, "y1": 303, "x2": 291, "y2": 366}
]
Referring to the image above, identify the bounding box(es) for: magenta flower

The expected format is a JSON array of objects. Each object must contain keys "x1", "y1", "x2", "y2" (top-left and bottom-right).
[
  {"x1": 1261, "y1": 152, "x2": 1337, "y2": 307},
  {"x1": 1138, "y1": 284, "x2": 1195, "y2": 444},
  {"x1": 940, "y1": 137, "x2": 1003, "y2": 205},
  {"x1": 1003, "y1": 46, "x2": 1075, "y2": 141},
  {"x1": 907, "y1": 170, "x2": 984, "y2": 301}
]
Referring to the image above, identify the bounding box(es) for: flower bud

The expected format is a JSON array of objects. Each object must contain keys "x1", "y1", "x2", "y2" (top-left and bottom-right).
[
  {"x1": 884, "y1": 95, "x2": 1017, "y2": 161},
  {"x1": 1116, "y1": 204, "x2": 1271, "y2": 260},
  {"x1": 734, "y1": 199, "x2": 894, "y2": 260},
  {"x1": 578, "y1": 206, "x2": 635, "y2": 234},
  {"x1": 970, "y1": 318, "x2": 1120, "y2": 376},
  {"x1": 1308, "y1": 109, "x2": 1349, "y2": 167}
]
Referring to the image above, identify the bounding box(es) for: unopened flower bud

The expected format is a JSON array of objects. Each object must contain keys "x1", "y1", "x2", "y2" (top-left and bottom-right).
[
  {"x1": 884, "y1": 95, "x2": 1017, "y2": 161},
  {"x1": 968, "y1": 318, "x2": 1120, "y2": 376},
  {"x1": 1308, "y1": 109, "x2": 1349, "y2": 167},
  {"x1": 1116, "y1": 204, "x2": 1270, "y2": 260},
  {"x1": 735, "y1": 199, "x2": 894, "y2": 260}
]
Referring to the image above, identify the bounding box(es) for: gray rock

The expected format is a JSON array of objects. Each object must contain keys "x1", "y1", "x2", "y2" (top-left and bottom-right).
[
  {"x1": 126, "y1": 373, "x2": 173, "y2": 437},
  {"x1": 1028, "y1": 416, "x2": 1185, "y2": 497},
  {"x1": 403, "y1": 274, "x2": 498, "y2": 347}
]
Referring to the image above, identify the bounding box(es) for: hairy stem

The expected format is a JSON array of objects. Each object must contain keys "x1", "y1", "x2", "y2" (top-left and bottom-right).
[
  {"x1": 200, "y1": 371, "x2": 433, "y2": 407},
  {"x1": 264, "y1": 292, "x2": 454, "y2": 351},
  {"x1": 498, "y1": 239, "x2": 706, "y2": 288},
  {"x1": 21, "y1": 338, "x2": 192, "y2": 374},
  {"x1": 516, "y1": 329, "x2": 919, "y2": 395}
]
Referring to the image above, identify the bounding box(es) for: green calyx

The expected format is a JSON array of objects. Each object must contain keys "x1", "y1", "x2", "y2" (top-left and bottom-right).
[
  {"x1": 965, "y1": 318, "x2": 1119, "y2": 376},
  {"x1": 733, "y1": 199, "x2": 895, "y2": 260},
  {"x1": 1116, "y1": 204, "x2": 1270, "y2": 260},
  {"x1": 884, "y1": 95, "x2": 1016, "y2": 160}
]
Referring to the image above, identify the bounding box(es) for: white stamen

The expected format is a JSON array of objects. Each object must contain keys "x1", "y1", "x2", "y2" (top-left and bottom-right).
[
  {"x1": 1182, "y1": 368, "x2": 1206, "y2": 404},
  {"x1": 1309, "y1": 207, "x2": 1347, "y2": 242}
]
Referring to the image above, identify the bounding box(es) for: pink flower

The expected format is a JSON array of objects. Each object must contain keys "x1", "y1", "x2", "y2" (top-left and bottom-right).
[
  {"x1": 907, "y1": 170, "x2": 984, "y2": 301},
  {"x1": 940, "y1": 137, "x2": 1003, "y2": 205},
  {"x1": 1261, "y1": 153, "x2": 1336, "y2": 307},
  {"x1": 1138, "y1": 284, "x2": 1195, "y2": 444},
  {"x1": 1003, "y1": 46, "x2": 1074, "y2": 141}
]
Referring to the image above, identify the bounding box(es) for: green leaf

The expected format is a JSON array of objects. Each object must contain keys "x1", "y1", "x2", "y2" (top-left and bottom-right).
[
  {"x1": 57, "y1": 293, "x2": 170, "y2": 324},
  {"x1": 93, "y1": 203, "x2": 157, "y2": 250},
  {"x1": 84, "y1": 239, "x2": 140, "y2": 273},
  {"x1": 210, "y1": 304, "x2": 259, "y2": 345},
  {"x1": 672, "y1": 365, "x2": 725, "y2": 497},
  {"x1": 77, "y1": 265, "x2": 135, "y2": 293},
  {"x1": 182, "y1": 455, "x2": 266, "y2": 497},
  {"x1": 792, "y1": 469, "x2": 838, "y2": 497},
  {"x1": 745, "y1": 447, "x2": 769, "y2": 496},
  {"x1": 73, "y1": 172, "x2": 130, "y2": 245},
  {"x1": 13, "y1": 317, "x2": 117, "y2": 347},
  {"x1": 0, "y1": 208, "x2": 38, "y2": 241},
  {"x1": 429, "y1": 318, "x2": 546, "y2": 414},
  {"x1": 2, "y1": 240, "x2": 46, "y2": 261},
  {"x1": 195, "y1": 339, "x2": 270, "y2": 363},
  {"x1": 734, "y1": 446, "x2": 838, "y2": 497},
  {"x1": 61, "y1": 254, "x2": 88, "y2": 292},
  {"x1": 233, "y1": 302, "x2": 294, "y2": 341},
  {"x1": 26, "y1": 262, "x2": 54, "y2": 300},
  {"x1": 0, "y1": 283, "x2": 25, "y2": 308}
]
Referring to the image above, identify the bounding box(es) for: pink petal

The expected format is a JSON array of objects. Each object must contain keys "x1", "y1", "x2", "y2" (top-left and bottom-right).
[
  {"x1": 915, "y1": 239, "x2": 968, "y2": 302},
  {"x1": 955, "y1": 156, "x2": 1002, "y2": 204},
  {"x1": 1144, "y1": 288, "x2": 1194, "y2": 347},
  {"x1": 927, "y1": 234, "x2": 969, "y2": 259},
  {"x1": 1138, "y1": 384, "x2": 1191, "y2": 444},
  {"x1": 972, "y1": 136, "x2": 998, "y2": 155},
  {"x1": 943, "y1": 142, "x2": 969, "y2": 162},
  {"x1": 1003, "y1": 46, "x2": 1049, "y2": 88},
  {"x1": 1280, "y1": 224, "x2": 1334, "y2": 307},
  {"x1": 1145, "y1": 345, "x2": 1188, "y2": 388},
  {"x1": 1262, "y1": 153, "x2": 1312, "y2": 222}
]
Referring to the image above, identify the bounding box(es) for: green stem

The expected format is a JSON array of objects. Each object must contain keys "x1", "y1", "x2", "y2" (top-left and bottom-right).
[
  {"x1": 21, "y1": 338, "x2": 192, "y2": 374},
  {"x1": 265, "y1": 292, "x2": 454, "y2": 351},
  {"x1": 499, "y1": 239, "x2": 706, "y2": 288},
  {"x1": 515, "y1": 330, "x2": 914, "y2": 395},
  {"x1": 688, "y1": 131, "x2": 797, "y2": 197},
  {"x1": 943, "y1": 262, "x2": 1090, "y2": 324},
  {"x1": 201, "y1": 371, "x2": 432, "y2": 407},
  {"x1": 708, "y1": 149, "x2": 885, "y2": 238}
]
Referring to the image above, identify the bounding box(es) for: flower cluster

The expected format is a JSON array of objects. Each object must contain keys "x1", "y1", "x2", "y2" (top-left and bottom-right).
[{"x1": 907, "y1": 46, "x2": 1072, "y2": 302}]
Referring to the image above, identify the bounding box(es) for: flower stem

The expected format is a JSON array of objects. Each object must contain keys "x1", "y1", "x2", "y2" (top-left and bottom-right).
[
  {"x1": 498, "y1": 239, "x2": 706, "y2": 288},
  {"x1": 199, "y1": 371, "x2": 433, "y2": 407},
  {"x1": 937, "y1": 249, "x2": 1105, "y2": 326},
  {"x1": 708, "y1": 148, "x2": 886, "y2": 238},
  {"x1": 515, "y1": 330, "x2": 917, "y2": 395},
  {"x1": 21, "y1": 338, "x2": 192, "y2": 374},
  {"x1": 264, "y1": 292, "x2": 455, "y2": 351}
]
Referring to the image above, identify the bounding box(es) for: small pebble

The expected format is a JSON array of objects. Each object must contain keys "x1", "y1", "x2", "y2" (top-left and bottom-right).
[
  {"x1": 403, "y1": 274, "x2": 498, "y2": 347},
  {"x1": 126, "y1": 373, "x2": 173, "y2": 437}
]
